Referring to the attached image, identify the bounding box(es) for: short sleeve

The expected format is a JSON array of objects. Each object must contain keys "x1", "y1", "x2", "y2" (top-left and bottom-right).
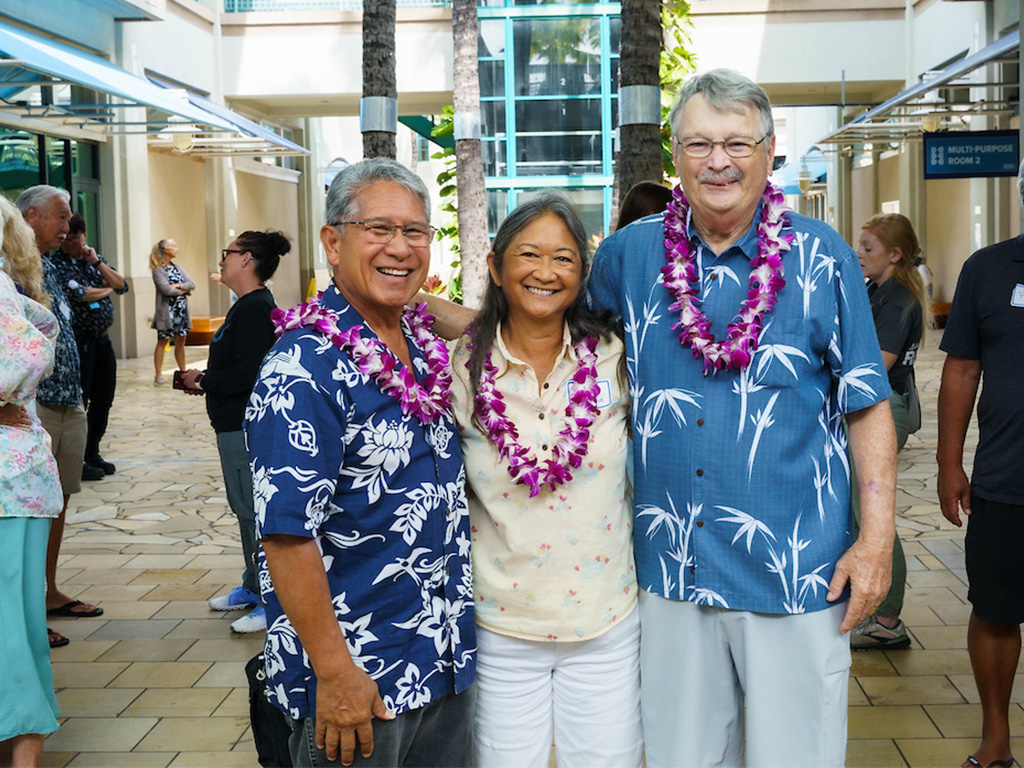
[
  {"x1": 939, "y1": 259, "x2": 980, "y2": 360},
  {"x1": 827, "y1": 249, "x2": 892, "y2": 413},
  {"x1": 872, "y1": 291, "x2": 913, "y2": 355},
  {"x1": 588, "y1": 232, "x2": 624, "y2": 318},
  {"x1": 245, "y1": 337, "x2": 348, "y2": 540}
]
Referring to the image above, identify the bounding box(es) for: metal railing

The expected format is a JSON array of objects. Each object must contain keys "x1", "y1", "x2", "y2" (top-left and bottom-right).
[{"x1": 224, "y1": 0, "x2": 450, "y2": 11}]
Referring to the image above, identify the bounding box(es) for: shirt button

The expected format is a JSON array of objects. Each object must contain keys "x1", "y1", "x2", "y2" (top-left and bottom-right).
[
  {"x1": 539, "y1": 413, "x2": 545, "y2": 420},
  {"x1": 696, "y1": 468, "x2": 704, "y2": 477},
  {"x1": 710, "y1": 273, "x2": 718, "y2": 281},
  {"x1": 695, "y1": 520, "x2": 704, "y2": 528},
  {"x1": 697, "y1": 418, "x2": 704, "y2": 426},
  {"x1": 541, "y1": 444, "x2": 548, "y2": 451},
  {"x1": 689, "y1": 566, "x2": 696, "y2": 574},
  {"x1": 543, "y1": 382, "x2": 549, "y2": 389}
]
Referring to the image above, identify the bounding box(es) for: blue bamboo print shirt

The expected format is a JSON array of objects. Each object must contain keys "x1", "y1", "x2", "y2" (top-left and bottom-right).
[
  {"x1": 245, "y1": 284, "x2": 476, "y2": 721},
  {"x1": 590, "y1": 206, "x2": 890, "y2": 615}
]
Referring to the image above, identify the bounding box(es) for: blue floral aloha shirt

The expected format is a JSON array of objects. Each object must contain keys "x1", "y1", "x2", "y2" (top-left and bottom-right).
[
  {"x1": 589, "y1": 205, "x2": 890, "y2": 615},
  {"x1": 244, "y1": 283, "x2": 476, "y2": 721},
  {"x1": 36, "y1": 251, "x2": 82, "y2": 407}
]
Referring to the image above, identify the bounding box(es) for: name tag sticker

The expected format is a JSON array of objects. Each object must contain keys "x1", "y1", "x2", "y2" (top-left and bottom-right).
[
  {"x1": 1012, "y1": 284, "x2": 1024, "y2": 308},
  {"x1": 567, "y1": 379, "x2": 613, "y2": 408}
]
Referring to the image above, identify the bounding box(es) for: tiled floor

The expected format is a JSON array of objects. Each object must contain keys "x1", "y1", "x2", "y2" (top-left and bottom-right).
[{"x1": 39, "y1": 333, "x2": 1021, "y2": 767}]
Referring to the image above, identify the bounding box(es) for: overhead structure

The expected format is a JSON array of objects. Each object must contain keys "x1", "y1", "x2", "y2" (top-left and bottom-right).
[
  {"x1": 817, "y1": 30, "x2": 1019, "y2": 147},
  {"x1": 0, "y1": 20, "x2": 308, "y2": 157}
]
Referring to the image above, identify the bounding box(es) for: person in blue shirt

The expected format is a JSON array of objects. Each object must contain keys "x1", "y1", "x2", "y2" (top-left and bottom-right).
[
  {"x1": 245, "y1": 157, "x2": 475, "y2": 768},
  {"x1": 588, "y1": 69, "x2": 897, "y2": 767}
]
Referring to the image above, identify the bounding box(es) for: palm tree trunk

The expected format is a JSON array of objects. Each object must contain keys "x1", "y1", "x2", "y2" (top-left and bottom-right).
[
  {"x1": 452, "y1": 0, "x2": 490, "y2": 308},
  {"x1": 362, "y1": 0, "x2": 397, "y2": 160},
  {"x1": 617, "y1": 0, "x2": 663, "y2": 197}
]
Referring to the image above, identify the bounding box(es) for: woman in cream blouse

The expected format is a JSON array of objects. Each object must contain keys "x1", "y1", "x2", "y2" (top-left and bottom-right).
[{"x1": 450, "y1": 191, "x2": 640, "y2": 767}]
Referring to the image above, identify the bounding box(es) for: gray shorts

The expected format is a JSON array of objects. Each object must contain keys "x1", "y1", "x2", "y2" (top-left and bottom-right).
[{"x1": 37, "y1": 403, "x2": 87, "y2": 495}]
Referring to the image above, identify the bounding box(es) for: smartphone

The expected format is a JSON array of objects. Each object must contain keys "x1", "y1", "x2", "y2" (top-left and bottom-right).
[{"x1": 172, "y1": 370, "x2": 187, "y2": 390}]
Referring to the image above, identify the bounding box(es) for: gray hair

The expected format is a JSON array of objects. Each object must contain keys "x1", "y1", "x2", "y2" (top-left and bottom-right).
[
  {"x1": 15, "y1": 185, "x2": 70, "y2": 216},
  {"x1": 1018, "y1": 158, "x2": 1024, "y2": 206},
  {"x1": 324, "y1": 157, "x2": 430, "y2": 227},
  {"x1": 668, "y1": 68, "x2": 774, "y2": 146}
]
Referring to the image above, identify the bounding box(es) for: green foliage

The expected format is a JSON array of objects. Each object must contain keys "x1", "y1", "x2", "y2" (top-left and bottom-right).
[
  {"x1": 660, "y1": 1, "x2": 697, "y2": 180},
  {"x1": 430, "y1": 106, "x2": 463, "y2": 304}
]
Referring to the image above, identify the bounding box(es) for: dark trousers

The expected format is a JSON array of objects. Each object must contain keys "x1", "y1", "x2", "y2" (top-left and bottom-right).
[
  {"x1": 288, "y1": 686, "x2": 476, "y2": 767},
  {"x1": 77, "y1": 333, "x2": 117, "y2": 461}
]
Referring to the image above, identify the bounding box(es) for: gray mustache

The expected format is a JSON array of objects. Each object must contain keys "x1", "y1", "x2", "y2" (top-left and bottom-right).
[{"x1": 697, "y1": 169, "x2": 743, "y2": 182}]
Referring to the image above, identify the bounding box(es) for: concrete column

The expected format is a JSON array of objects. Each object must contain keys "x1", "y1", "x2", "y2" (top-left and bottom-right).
[
  {"x1": 204, "y1": 157, "x2": 238, "y2": 316},
  {"x1": 898, "y1": 141, "x2": 926, "y2": 245},
  {"x1": 300, "y1": 117, "x2": 328, "y2": 297}
]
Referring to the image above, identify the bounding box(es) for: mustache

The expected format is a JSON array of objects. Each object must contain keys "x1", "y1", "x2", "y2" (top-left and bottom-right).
[{"x1": 697, "y1": 169, "x2": 743, "y2": 183}]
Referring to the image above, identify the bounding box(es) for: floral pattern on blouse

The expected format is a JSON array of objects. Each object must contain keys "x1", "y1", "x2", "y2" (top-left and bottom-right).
[{"x1": 0, "y1": 261, "x2": 63, "y2": 519}]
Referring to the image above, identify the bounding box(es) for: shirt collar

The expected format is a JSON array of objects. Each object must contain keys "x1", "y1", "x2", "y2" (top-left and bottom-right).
[
  {"x1": 686, "y1": 200, "x2": 765, "y2": 263},
  {"x1": 491, "y1": 320, "x2": 575, "y2": 378}
]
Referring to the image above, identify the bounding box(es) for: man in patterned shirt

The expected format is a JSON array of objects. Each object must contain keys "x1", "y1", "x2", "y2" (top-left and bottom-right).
[
  {"x1": 49, "y1": 213, "x2": 128, "y2": 479},
  {"x1": 245, "y1": 158, "x2": 475, "y2": 767},
  {"x1": 17, "y1": 185, "x2": 104, "y2": 637},
  {"x1": 588, "y1": 70, "x2": 897, "y2": 766}
]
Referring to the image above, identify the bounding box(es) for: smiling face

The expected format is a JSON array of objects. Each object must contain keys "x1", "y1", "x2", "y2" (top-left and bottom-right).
[
  {"x1": 489, "y1": 213, "x2": 584, "y2": 329},
  {"x1": 857, "y1": 228, "x2": 899, "y2": 284},
  {"x1": 321, "y1": 181, "x2": 430, "y2": 327},
  {"x1": 673, "y1": 93, "x2": 775, "y2": 231}
]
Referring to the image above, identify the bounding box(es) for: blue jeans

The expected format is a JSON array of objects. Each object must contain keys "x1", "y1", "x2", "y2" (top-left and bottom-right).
[
  {"x1": 288, "y1": 686, "x2": 476, "y2": 767},
  {"x1": 216, "y1": 430, "x2": 259, "y2": 598}
]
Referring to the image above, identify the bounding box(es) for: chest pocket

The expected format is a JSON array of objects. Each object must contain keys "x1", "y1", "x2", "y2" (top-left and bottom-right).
[{"x1": 749, "y1": 319, "x2": 821, "y2": 389}]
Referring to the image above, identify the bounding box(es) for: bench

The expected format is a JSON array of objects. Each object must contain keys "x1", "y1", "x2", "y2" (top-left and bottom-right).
[
  {"x1": 186, "y1": 315, "x2": 225, "y2": 346},
  {"x1": 931, "y1": 301, "x2": 951, "y2": 329}
]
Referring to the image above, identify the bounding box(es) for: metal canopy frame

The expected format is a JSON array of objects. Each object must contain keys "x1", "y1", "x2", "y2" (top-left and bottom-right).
[
  {"x1": 817, "y1": 30, "x2": 1020, "y2": 147},
  {"x1": 0, "y1": 22, "x2": 307, "y2": 158}
]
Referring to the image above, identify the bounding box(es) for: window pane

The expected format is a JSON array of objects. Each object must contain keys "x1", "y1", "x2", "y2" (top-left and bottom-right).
[
  {"x1": 479, "y1": 19, "x2": 504, "y2": 57},
  {"x1": 609, "y1": 17, "x2": 621, "y2": 52},
  {"x1": 45, "y1": 136, "x2": 69, "y2": 190},
  {"x1": 0, "y1": 129, "x2": 40, "y2": 196},
  {"x1": 480, "y1": 61, "x2": 506, "y2": 99},
  {"x1": 486, "y1": 188, "x2": 509, "y2": 235},
  {"x1": 513, "y1": 98, "x2": 601, "y2": 133},
  {"x1": 481, "y1": 100, "x2": 506, "y2": 137},
  {"x1": 482, "y1": 140, "x2": 507, "y2": 177},
  {"x1": 512, "y1": 18, "x2": 603, "y2": 97},
  {"x1": 519, "y1": 187, "x2": 605, "y2": 240},
  {"x1": 513, "y1": 134, "x2": 603, "y2": 177},
  {"x1": 71, "y1": 140, "x2": 97, "y2": 179}
]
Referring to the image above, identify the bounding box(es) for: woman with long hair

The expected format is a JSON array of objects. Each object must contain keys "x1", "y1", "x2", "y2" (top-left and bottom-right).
[
  {"x1": 0, "y1": 195, "x2": 63, "y2": 768},
  {"x1": 851, "y1": 212, "x2": 930, "y2": 651},
  {"x1": 180, "y1": 230, "x2": 291, "y2": 634},
  {"x1": 450, "y1": 191, "x2": 641, "y2": 767},
  {"x1": 149, "y1": 238, "x2": 194, "y2": 385}
]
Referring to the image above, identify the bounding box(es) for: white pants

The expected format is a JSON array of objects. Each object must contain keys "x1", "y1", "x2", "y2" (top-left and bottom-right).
[
  {"x1": 639, "y1": 591, "x2": 850, "y2": 768},
  {"x1": 474, "y1": 608, "x2": 643, "y2": 768}
]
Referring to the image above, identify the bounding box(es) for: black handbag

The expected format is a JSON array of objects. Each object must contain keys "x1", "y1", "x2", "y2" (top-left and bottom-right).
[{"x1": 246, "y1": 652, "x2": 294, "y2": 767}]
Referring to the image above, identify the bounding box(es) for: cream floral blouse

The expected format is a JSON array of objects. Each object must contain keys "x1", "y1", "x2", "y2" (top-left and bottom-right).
[{"x1": 0, "y1": 260, "x2": 62, "y2": 519}]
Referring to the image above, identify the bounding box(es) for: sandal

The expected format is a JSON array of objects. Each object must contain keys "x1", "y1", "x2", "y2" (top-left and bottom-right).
[
  {"x1": 48, "y1": 627, "x2": 69, "y2": 649},
  {"x1": 965, "y1": 756, "x2": 1017, "y2": 768}
]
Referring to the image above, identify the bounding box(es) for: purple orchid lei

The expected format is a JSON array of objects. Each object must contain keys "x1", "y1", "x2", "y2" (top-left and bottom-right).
[
  {"x1": 661, "y1": 179, "x2": 795, "y2": 373},
  {"x1": 471, "y1": 335, "x2": 602, "y2": 498},
  {"x1": 271, "y1": 294, "x2": 452, "y2": 425}
]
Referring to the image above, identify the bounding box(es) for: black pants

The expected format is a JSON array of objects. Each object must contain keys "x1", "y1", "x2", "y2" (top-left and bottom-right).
[{"x1": 77, "y1": 333, "x2": 117, "y2": 461}]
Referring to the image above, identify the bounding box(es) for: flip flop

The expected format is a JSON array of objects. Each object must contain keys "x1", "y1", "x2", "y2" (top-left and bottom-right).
[
  {"x1": 966, "y1": 756, "x2": 1017, "y2": 768},
  {"x1": 48, "y1": 627, "x2": 69, "y2": 649},
  {"x1": 47, "y1": 599, "x2": 104, "y2": 618}
]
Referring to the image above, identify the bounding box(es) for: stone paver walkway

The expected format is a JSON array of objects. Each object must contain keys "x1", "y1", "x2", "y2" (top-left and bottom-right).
[{"x1": 41, "y1": 332, "x2": 1023, "y2": 767}]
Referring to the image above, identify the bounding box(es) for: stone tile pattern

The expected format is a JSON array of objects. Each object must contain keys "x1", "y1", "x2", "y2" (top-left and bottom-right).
[{"x1": 42, "y1": 337, "x2": 1022, "y2": 767}]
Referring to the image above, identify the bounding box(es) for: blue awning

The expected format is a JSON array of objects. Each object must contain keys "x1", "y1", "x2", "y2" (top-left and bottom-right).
[
  {"x1": 0, "y1": 20, "x2": 237, "y2": 132},
  {"x1": 178, "y1": 89, "x2": 309, "y2": 156},
  {"x1": 773, "y1": 147, "x2": 828, "y2": 195}
]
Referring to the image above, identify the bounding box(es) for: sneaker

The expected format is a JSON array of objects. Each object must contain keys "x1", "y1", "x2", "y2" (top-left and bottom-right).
[
  {"x1": 81, "y1": 462, "x2": 105, "y2": 481},
  {"x1": 851, "y1": 615, "x2": 911, "y2": 650},
  {"x1": 209, "y1": 585, "x2": 259, "y2": 612},
  {"x1": 231, "y1": 605, "x2": 267, "y2": 634},
  {"x1": 86, "y1": 455, "x2": 116, "y2": 475}
]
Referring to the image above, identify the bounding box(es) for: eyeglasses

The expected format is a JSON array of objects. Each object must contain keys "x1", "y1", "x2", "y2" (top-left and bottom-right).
[
  {"x1": 675, "y1": 135, "x2": 769, "y2": 159},
  {"x1": 220, "y1": 248, "x2": 246, "y2": 261},
  {"x1": 333, "y1": 220, "x2": 436, "y2": 247}
]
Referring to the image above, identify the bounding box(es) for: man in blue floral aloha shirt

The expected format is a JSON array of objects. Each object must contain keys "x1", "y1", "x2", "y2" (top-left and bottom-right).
[
  {"x1": 245, "y1": 158, "x2": 475, "y2": 768},
  {"x1": 589, "y1": 70, "x2": 897, "y2": 766}
]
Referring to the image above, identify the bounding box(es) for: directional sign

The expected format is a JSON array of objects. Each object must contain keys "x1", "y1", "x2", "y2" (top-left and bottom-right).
[{"x1": 924, "y1": 130, "x2": 1019, "y2": 180}]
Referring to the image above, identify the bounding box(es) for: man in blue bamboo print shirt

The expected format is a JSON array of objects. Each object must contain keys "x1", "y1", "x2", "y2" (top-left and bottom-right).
[{"x1": 589, "y1": 69, "x2": 897, "y2": 767}]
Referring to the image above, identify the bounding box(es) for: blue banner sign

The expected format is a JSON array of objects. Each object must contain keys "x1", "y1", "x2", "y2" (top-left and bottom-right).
[{"x1": 924, "y1": 130, "x2": 1019, "y2": 180}]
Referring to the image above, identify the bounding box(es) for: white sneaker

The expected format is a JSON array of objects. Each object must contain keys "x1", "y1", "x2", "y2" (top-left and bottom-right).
[
  {"x1": 231, "y1": 605, "x2": 267, "y2": 634},
  {"x1": 209, "y1": 585, "x2": 259, "y2": 612}
]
